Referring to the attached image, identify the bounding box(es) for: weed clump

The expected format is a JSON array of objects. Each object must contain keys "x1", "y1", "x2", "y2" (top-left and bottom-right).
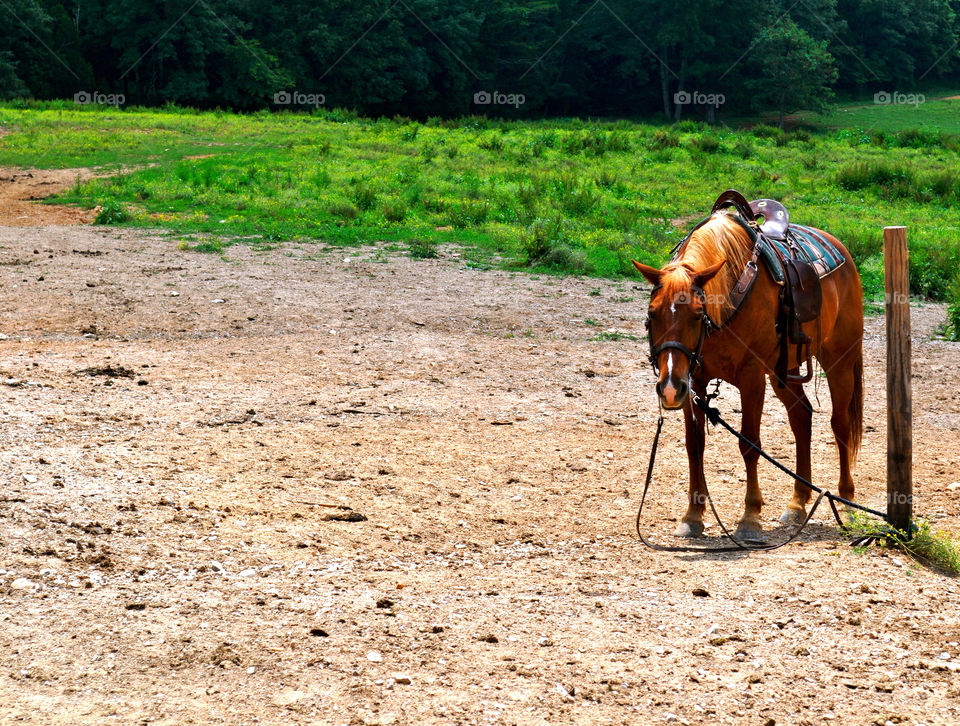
[
  {"x1": 94, "y1": 200, "x2": 130, "y2": 224},
  {"x1": 563, "y1": 129, "x2": 629, "y2": 156},
  {"x1": 647, "y1": 130, "x2": 679, "y2": 150},
  {"x1": 894, "y1": 128, "x2": 941, "y2": 149},
  {"x1": 750, "y1": 123, "x2": 782, "y2": 139},
  {"x1": 554, "y1": 172, "x2": 600, "y2": 217},
  {"x1": 521, "y1": 215, "x2": 565, "y2": 263},
  {"x1": 382, "y1": 199, "x2": 407, "y2": 223},
  {"x1": 478, "y1": 133, "x2": 504, "y2": 152},
  {"x1": 733, "y1": 140, "x2": 753, "y2": 159},
  {"x1": 352, "y1": 185, "x2": 377, "y2": 211},
  {"x1": 521, "y1": 216, "x2": 591, "y2": 273},
  {"x1": 924, "y1": 171, "x2": 960, "y2": 204},
  {"x1": 407, "y1": 238, "x2": 438, "y2": 259},
  {"x1": 595, "y1": 170, "x2": 618, "y2": 188},
  {"x1": 949, "y1": 294, "x2": 960, "y2": 341},
  {"x1": 689, "y1": 134, "x2": 721, "y2": 154},
  {"x1": 591, "y1": 331, "x2": 639, "y2": 341},
  {"x1": 448, "y1": 200, "x2": 490, "y2": 228},
  {"x1": 673, "y1": 120, "x2": 701, "y2": 133},
  {"x1": 541, "y1": 244, "x2": 589, "y2": 272},
  {"x1": 846, "y1": 513, "x2": 960, "y2": 576},
  {"x1": 328, "y1": 201, "x2": 358, "y2": 220}
]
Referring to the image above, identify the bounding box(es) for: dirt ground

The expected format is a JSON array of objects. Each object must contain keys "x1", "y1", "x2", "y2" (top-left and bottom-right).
[
  {"x1": 1, "y1": 176, "x2": 959, "y2": 726},
  {"x1": 0, "y1": 168, "x2": 99, "y2": 226}
]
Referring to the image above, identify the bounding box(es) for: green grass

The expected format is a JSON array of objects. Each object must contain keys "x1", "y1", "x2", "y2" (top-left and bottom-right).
[
  {"x1": 2, "y1": 99, "x2": 960, "y2": 297},
  {"x1": 846, "y1": 512, "x2": 960, "y2": 577},
  {"x1": 949, "y1": 288, "x2": 960, "y2": 341},
  {"x1": 798, "y1": 94, "x2": 960, "y2": 135},
  {"x1": 591, "y1": 331, "x2": 640, "y2": 342}
]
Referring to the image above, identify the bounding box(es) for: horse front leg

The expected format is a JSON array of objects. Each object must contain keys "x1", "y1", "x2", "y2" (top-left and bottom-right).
[
  {"x1": 735, "y1": 371, "x2": 766, "y2": 539},
  {"x1": 676, "y1": 395, "x2": 708, "y2": 538}
]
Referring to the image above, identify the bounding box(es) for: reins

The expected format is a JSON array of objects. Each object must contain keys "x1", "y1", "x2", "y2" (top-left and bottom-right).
[{"x1": 635, "y1": 392, "x2": 893, "y2": 553}]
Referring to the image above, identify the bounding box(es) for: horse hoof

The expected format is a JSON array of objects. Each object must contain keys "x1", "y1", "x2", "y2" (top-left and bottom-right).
[
  {"x1": 779, "y1": 508, "x2": 807, "y2": 525},
  {"x1": 674, "y1": 521, "x2": 704, "y2": 538},
  {"x1": 734, "y1": 521, "x2": 764, "y2": 540}
]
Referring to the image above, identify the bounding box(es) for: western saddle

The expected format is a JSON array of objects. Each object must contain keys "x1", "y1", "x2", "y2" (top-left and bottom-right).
[{"x1": 700, "y1": 190, "x2": 845, "y2": 387}]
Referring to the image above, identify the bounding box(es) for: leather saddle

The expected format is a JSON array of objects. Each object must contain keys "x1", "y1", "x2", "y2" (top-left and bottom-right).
[{"x1": 710, "y1": 190, "x2": 822, "y2": 387}]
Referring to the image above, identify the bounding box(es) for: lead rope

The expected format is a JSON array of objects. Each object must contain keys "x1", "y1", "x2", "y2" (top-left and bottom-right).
[
  {"x1": 634, "y1": 393, "x2": 883, "y2": 553},
  {"x1": 693, "y1": 394, "x2": 887, "y2": 521}
]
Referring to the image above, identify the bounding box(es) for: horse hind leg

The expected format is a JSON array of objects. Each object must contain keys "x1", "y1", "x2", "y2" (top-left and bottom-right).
[
  {"x1": 770, "y1": 374, "x2": 813, "y2": 525},
  {"x1": 821, "y1": 344, "x2": 863, "y2": 518}
]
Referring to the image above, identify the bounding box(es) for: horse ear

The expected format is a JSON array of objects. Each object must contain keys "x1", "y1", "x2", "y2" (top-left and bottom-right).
[
  {"x1": 632, "y1": 260, "x2": 662, "y2": 286},
  {"x1": 694, "y1": 259, "x2": 726, "y2": 288}
]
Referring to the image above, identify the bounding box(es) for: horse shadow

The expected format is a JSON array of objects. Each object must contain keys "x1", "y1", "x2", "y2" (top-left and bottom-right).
[{"x1": 673, "y1": 520, "x2": 846, "y2": 562}]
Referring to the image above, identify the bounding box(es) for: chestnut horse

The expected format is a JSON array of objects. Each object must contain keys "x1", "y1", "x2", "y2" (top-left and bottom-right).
[{"x1": 633, "y1": 212, "x2": 863, "y2": 539}]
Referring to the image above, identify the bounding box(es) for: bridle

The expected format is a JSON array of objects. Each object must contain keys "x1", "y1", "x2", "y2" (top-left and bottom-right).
[{"x1": 646, "y1": 283, "x2": 715, "y2": 378}]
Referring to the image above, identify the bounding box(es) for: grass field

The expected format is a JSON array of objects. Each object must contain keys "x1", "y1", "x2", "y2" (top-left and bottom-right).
[
  {"x1": 2, "y1": 99, "x2": 960, "y2": 312},
  {"x1": 796, "y1": 93, "x2": 960, "y2": 134}
]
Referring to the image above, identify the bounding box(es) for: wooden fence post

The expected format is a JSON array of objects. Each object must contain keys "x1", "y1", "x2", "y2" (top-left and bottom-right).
[{"x1": 884, "y1": 226, "x2": 912, "y2": 535}]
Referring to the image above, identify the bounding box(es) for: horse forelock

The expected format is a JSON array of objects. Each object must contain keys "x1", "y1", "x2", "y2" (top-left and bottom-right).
[{"x1": 661, "y1": 213, "x2": 753, "y2": 323}]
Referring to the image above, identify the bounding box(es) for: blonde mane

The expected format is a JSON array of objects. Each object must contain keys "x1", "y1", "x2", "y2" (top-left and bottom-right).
[{"x1": 660, "y1": 213, "x2": 754, "y2": 323}]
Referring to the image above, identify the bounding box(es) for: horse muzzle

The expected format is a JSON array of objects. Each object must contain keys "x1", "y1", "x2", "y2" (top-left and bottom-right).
[{"x1": 656, "y1": 376, "x2": 689, "y2": 410}]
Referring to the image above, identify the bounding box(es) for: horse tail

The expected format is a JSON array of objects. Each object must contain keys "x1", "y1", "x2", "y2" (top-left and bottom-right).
[{"x1": 849, "y1": 344, "x2": 864, "y2": 461}]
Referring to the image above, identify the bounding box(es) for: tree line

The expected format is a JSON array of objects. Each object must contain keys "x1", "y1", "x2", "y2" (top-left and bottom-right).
[{"x1": 2, "y1": 0, "x2": 958, "y2": 121}]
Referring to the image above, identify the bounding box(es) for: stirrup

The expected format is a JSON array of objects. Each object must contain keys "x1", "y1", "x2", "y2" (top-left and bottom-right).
[{"x1": 787, "y1": 339, "x2": 814, "y2": 383}]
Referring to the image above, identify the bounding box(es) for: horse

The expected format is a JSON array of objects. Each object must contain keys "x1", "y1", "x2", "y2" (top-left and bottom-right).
[{"x1": 632, "y1": 209, "x2": 863, "y2": 539}]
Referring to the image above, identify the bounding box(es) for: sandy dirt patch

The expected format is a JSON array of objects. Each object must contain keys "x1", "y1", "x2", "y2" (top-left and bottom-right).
[{"x1": 0, "y1": 168, "x2": 99, "y2": 226}]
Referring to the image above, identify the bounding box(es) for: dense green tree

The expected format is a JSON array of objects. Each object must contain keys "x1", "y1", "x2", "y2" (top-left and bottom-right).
[
  {"x1": 0, "y1": 0, "x2": 91, "y2": 98},
  {"x1": 745, "y1": 18, "x2": 838, "y2": 127},
  {"x1": 0, "y1": 50, "x2": 29, "y2": 98},
  {"x1": 834, "y1": 0, "x2": 957, "y2": 86},
  {"x1": 471, "y1": 0, "x2": 564, "y2": 114},
  {"x1": 2, "y1": 0, "x2": 960, "y2": 117}
]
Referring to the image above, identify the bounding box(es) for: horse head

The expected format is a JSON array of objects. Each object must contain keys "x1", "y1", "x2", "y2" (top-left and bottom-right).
[{"x1": 633, "y1": 259, "x2": 726, "y2": 410}]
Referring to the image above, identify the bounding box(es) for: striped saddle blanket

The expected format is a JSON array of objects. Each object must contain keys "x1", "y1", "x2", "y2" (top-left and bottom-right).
[{"x1": 758, "y1": 224, "x2": 846, "y2": 284}]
